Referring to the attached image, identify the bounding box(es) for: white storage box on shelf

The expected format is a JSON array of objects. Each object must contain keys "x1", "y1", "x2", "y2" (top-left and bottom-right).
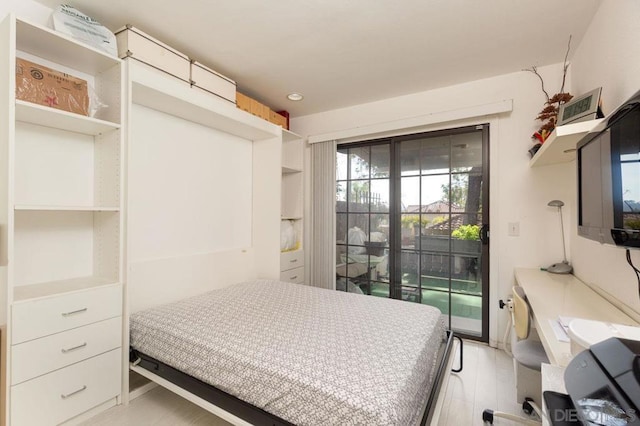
[
  {"x1": 567, "y1": 318, "x2": 640, "y2": 355},
  {"x1": 115, "y1": 25, "x2": 190, "y2": 83},
  {"x1": 190, "y1": 60, "x2": 236, "y2": 104}
]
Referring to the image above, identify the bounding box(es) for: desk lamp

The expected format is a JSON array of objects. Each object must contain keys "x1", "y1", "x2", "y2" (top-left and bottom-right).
[{"x1": 547, "y1": 199, "x2": 573, "y2": 274}]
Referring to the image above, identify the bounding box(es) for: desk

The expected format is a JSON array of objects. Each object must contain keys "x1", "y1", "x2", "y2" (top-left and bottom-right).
[{"x1": 515, "y1": 268, "x2": 639, "y2": 367}]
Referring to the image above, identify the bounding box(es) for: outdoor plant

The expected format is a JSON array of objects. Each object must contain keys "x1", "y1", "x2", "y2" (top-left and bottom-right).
[
  {"x1": 401, "y1": 214, "x2": 429, "y2": 228},
  {"x1": 452, "y1": 224, "x2": 480, "y2": 240}
]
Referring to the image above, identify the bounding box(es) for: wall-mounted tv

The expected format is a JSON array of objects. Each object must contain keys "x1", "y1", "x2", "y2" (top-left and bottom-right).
[{"x1": 577, "y1": 90, "x2": 640, "y2": 249}]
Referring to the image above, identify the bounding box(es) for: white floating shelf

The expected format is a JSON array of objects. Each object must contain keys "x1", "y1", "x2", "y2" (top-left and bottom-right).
[
  {"x1": 13, "y1": 276, "x2": 119, "y2": 302},
  {"x1": 529, "y1": 119, "x2": 603, "y2": 167},
  {"x1": 15, "y1": 204, "x2": 119, "y2": 212},
  {"x1": 16, "y1": 100, "x2": 121, "y2": 136}
]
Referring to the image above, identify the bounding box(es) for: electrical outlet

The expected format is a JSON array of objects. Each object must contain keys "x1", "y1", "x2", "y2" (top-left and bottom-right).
[{"x1": 508, "y1": 222, "x2": 520, "y2": 236}]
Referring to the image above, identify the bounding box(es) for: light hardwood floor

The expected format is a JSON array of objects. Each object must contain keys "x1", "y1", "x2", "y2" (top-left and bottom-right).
[{"x1": 83, "y1": 341, "x2": 527, "y2": 426}]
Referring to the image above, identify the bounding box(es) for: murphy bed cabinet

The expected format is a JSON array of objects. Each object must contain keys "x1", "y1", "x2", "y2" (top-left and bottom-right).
[
  {"x1": 0, "y1": 15, "x2": 124, "y2": 425},
  {"x1": 280, "y1": 131, "x2": 305, "y2": 284}
]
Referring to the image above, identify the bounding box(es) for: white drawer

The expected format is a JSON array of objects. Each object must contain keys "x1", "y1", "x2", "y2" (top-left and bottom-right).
[
  {"x1": 11, "y1": 349, "x2": 121, "y2": 426},
  {"x1": 12, "y1": 285, "x2": 122, "y2": 344},
  {"x1": 281, "y1": 249, "x2": 304, "y2": 272},
  {"x1": 280, "y1": 266, "x2": 305, "y2": 284},
  {"x1": 12, "y1": 316, "x2": 122, "y2": 385}
]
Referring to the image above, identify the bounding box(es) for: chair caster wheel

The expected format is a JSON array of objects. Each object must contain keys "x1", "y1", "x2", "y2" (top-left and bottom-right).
[
  {"x1": 482, "y1": 409, "x2": 494, "y2": 424},
  {"x1": 523, "y1": 398, "x2": 534, "y2": 415}
]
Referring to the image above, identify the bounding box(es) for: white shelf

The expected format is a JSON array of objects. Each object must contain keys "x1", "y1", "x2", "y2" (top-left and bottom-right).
[
  {"x1": 282, "y1": 165, "x2": 303, "y2": 174},
  {"x1": 129, "y1": 61, "x2": 279, "y2": 141},
  {"x1": 15, "y1": 204, "x2": 119, "y2": 212},
  {"x1": 16, "y1": 100, "x2": 121, "y2": 136},
  {"x1": 529, "y1": 119, "x2": 603, "y2": 167},
  {"x1": 282, "y1": 129, "x2": 302, "y2": 142},
  {"x1": 16, "y1": 17, "x2": 120, "y2": 75},
  {"x1": 13, "y1": 276, "x2": 118, "y2": 302}
]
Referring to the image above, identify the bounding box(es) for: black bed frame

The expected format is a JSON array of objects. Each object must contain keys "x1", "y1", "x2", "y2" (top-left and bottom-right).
[{"x1": 130, "y1": 331, "x2": 463, "y2": 426}]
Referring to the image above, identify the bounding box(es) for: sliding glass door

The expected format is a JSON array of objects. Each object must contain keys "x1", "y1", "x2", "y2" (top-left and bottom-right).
[{"x1": 336, "y1": 125, "x2": 489, "y2": 341}]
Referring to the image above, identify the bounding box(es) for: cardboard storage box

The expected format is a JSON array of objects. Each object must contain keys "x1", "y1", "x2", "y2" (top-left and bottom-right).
[
  {"x1": 15, "y1": 58, "x2": 89, "y2": 116},
  {"x1": 269, "y1": 110, "x2": 288, "y2": 128},
  {"x1": 190, "y1": 61, "x2": 236, "y2": 104},
  {"x1": 236, "y1": 92, "x2": 251, "y2": 113},
  {"x1": 115, "y1": 25, "x2": 190, "y2": 83}
]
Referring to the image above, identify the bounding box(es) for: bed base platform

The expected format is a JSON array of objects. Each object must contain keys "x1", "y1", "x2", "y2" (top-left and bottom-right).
[{"x1": 130, "y1": 331, "x2": 463, "y2": 426}]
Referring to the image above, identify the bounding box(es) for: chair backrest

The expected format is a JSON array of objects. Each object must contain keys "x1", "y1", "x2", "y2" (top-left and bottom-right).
[{"x1": 512, "y1": 286, "x2": 531, "y2": 340}]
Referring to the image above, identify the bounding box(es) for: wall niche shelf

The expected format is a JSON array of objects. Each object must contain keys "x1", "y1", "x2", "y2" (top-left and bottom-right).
[{"x1": 529, "y1": 119, "x2": 603, "y2": 167}]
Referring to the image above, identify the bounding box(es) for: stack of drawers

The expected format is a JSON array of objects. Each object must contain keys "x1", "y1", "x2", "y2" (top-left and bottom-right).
[
  {"x1": 280, "y1": 250, "x2": 304, "y2": 284},
  {"x1": 10, "y1": 285, "x2": 122, "y2": 425}
]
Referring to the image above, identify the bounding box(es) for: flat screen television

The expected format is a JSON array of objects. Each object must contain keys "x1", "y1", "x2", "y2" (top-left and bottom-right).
[{"x1": 577, "y1": 90, "x2": 640, "y2": 248}]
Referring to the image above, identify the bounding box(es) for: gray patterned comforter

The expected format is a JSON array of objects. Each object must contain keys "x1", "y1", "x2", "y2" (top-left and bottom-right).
[{"x1": 130, "y1": 280, "x2": 446, "y2": 425}]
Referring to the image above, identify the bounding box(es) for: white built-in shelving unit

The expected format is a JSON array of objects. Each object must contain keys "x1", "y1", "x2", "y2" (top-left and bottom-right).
[
  {"x1": 529, "y1": 119, "x2": 603, "y2": 167},
  {"x1": 0, "y1": 15, "x2": 124, "y2": 425},
  {"x1": 280, "y1": 130, "x2": 305, "y2": 284}
]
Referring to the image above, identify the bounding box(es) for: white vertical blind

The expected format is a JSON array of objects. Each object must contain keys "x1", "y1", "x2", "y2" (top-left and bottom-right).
[{"x1": 310, "y1": 141, "x2": 336, "y2": 289}]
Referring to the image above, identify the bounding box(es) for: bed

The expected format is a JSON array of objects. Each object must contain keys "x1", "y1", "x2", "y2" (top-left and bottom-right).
[{"x1": 129, "y1": 280, "x2": 461, "y2": 425}]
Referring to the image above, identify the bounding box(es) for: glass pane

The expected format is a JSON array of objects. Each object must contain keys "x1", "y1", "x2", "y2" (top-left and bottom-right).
[
  {"x1": 400, "y1": 251, "x2": 419, "y2": 287},
  {"x1": 451, "y1": 132, "x2": 482, "y2": 170},
  {"x1": 346, "y1": 214, "x2": 369, "y2": 253},
  {"x1": 400, "y1": 139, "x2": 421, "y2": 176},
  {"x1": 400, "y1": 213, "x2": 425, "y2": 249},
  {"x1": 336, "y1": 213, "x2": 347, "y2": 243},
  {"x1": 336, "y1": 244, "x2": 348, "y2": 278},
  {"x1": 421, "y1": 175, "x2": 451, "y2": 212},
  {"x1": 401, "y1": 176, "x2": 420, "y2": 213},
  {"x1": 349, "y1": 147, "x2": 369, "y2": 179},
  {"x1": 421, "y1": 252, "x2": 451, "y2": 286},
  {"x1": 336, "y1": 182, "x2": 347, "y2": 211},
  {"x1": 421, "y1": 289, "x2": 450, "y2": 315},
  {"x1": 451, "y1": 215, "x2": 481, "y2": 255},
  {"x1": 449, "y1": 171, "x2": 482, "y2": 213},
  {"x1": 371, "y1": 145, "x2": 390, "y2": 178},
  {"x1": 349, "y1": 180, "x2": 370, "y2": 210},
  {"x1": 336, "y1": 148, "x2": 348, "y2": 180},
  {"x1": 401, "y1": 286, "x2": 421, "y2": 303},
  {"x1": 451, "y1": 255, "x2": 481, "y2": 295},
  {"x1": 370, "y1": 281, "x2": 389, "y2": 298},
  {"x1": 370, "y1": 213, "x2": 389, "y2": 241},
  {"x1": 371, "y1": 179, "x2": 389, "y2": 212},
  {"x1": 421, "y1": 212, "x2": 450, "y2": 253},
  {"x1": 421, "y1": 136, "x2": 450, "y2": 174}
]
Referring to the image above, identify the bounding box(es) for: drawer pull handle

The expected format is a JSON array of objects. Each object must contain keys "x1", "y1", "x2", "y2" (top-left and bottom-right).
[
  {"x1": 61, "y1": 308, "x2": 87, "y2": 317},
  {"x1": 290, "y1": 276, "x2": 298, "y2": 280},
  {"x1": 290, "y1": 259, "x2": 298, "y2": 263},
  {"x1": 61, "y1": 342, "x2": 87, "y2": 353},
  {"x1": 61, "y1": 385, "x2": 87, "y2": 400}
]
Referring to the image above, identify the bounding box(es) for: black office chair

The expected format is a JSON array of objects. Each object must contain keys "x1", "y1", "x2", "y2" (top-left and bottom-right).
[{"x1": 482, "y1": 286, "x2": 549, "y2": 425}]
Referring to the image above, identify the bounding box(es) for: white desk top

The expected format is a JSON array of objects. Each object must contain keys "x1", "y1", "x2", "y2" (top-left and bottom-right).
[{"x1": 515, "y1": 268, "x2": 639, "y2": 367}]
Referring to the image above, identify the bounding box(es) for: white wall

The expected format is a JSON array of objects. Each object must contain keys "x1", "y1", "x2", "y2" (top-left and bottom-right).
[
  {"x1": 292, "y1": 63, "x2": 575, "y2": 346},
  {"x1": 568, "y1": 0, "x2": 640, "y2": 319},
  {"x1": 0, "y1": 0, "x2": 52, "y2": 25}
]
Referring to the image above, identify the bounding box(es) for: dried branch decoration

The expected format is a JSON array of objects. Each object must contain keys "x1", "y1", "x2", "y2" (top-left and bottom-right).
[{"x1": 525, "y1": 35, "x2": 573, "y2": 142}]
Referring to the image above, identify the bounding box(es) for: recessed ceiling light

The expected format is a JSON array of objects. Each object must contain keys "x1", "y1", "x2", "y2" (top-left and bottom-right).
[{"x1": 287, "y1": 93, "x2": 304, "y2": 101}]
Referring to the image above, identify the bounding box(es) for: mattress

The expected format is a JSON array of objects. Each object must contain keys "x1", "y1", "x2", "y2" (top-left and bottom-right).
[{"x1": 130, "y1": 280, "x2": 446, "y2": 425}]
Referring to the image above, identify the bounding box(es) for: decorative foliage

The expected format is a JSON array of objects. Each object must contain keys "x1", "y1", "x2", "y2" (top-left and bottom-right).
[
  {"x1": 452, "y1": 224, "x2": 480, "y2": 240},
  {"x1": 525, "y1": 36, "x2": 574, "y2": 142}
]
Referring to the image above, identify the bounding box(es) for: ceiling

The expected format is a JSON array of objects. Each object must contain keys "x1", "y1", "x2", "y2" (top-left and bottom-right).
[{"x1": 35, "y1": 0, "x2": 602, "y2": 117}]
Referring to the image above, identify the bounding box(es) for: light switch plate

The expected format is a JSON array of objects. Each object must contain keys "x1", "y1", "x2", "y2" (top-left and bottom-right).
[{"x1": 508, "y1": 222, "x2": 520, "y2": 236}]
